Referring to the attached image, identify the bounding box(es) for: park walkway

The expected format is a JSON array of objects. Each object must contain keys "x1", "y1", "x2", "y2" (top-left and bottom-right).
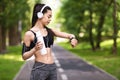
[{"x1": 14, "y1": 44, "x2": 118, "y2": 80}]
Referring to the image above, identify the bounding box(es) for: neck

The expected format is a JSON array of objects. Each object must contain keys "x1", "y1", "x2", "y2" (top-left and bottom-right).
[{"x1": 34, "y1": 20, "x2": 45, "y2": 29}]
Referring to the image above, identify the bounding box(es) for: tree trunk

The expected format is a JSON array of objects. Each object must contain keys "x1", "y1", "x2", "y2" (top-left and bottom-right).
[
  {"x1": 0, "y1": 26, "x2": 2, "y2": 53},
  {"x1": 18, "y1": 20, "x2": 22, "y2": 43},
  {"x1": 0, "y1": 2, "x2": 7, "y2": 53},
  {"x1": 89, "y1": 0, "x2": 95, "y2": 51},
  {"x1": 112, "y1": 0, "x2": 117, "y2": 54},
  {"x1": 9, "y1": 25, "x2": 20, "y2": 46},
  {"x1": 96, "y1": 0, "x2": 113, "y2": 49},
  {"x1": 96, "y1": 14, "x2": 105, "y2": 49},
  {"x1": 1, "y1": 27, "x2": 7, "y2": 53}
]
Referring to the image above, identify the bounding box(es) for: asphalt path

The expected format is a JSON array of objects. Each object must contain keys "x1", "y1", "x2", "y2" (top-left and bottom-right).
[
  {"x1": 14, "y1": 44, "x2": 118, "y2": 80},
  {"x1": 52, "y1": 44, "x2": 117, "y2": 80}
]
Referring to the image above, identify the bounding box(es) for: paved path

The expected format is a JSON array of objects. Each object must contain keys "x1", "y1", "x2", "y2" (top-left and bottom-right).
[{"x1": 14, "y1": 44, "x2": 118, "y2": 80}]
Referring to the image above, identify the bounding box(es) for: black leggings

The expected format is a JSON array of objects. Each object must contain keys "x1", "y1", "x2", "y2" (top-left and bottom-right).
[{"x1": 30, "y1": 61, "x2": 57, "y2": 80}]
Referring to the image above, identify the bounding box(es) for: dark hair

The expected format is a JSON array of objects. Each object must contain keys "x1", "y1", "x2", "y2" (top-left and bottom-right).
[{"x1": 31, "y1": 3, "x2": 52, "y2": 27}]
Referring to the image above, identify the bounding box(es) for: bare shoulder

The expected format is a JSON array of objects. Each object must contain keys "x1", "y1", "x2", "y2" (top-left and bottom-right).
[
  {"x1": 23, "y1": 31, "x2": 34, "y2": 42},
  {"x1": 24, "y1": 31, "x2": 33, "y2": 37}
]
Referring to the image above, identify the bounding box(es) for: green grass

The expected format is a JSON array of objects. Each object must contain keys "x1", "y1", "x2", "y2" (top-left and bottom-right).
[
  {"x1": 0, "y1": 45, "x2": 24, "y2": 80},
  {"x1": 58, "y1": 40, "x2": 120, "y2": 80}
]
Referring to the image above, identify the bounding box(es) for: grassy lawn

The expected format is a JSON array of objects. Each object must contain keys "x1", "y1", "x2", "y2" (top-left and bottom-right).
[
  {"x1": 0, "y1": 45, "x2": 24, "y2": 80},
  {"x1": 58, "y1": 40, "x2": 120, "y2": 80}
]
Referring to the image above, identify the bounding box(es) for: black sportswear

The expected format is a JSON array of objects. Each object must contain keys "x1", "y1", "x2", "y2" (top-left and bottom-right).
[{"x1": 22, "y1": 27, "x2": 54, "y2": 55}]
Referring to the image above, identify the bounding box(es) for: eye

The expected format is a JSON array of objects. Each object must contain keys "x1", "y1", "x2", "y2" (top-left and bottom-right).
[
  {"x1": 48, "y1": 15, "x2": 52, "y2": 18},
  {"x1": 48, "y1": 16, "x2": 50, "y2": 18}
]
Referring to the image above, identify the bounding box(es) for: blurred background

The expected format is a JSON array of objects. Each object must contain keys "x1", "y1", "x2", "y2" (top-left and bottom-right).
[{"x1": 0, "y1": 0, "x2": 120, "y2": 80}]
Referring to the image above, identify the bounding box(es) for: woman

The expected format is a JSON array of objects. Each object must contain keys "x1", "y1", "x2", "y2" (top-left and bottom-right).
[{"x1": 22, "y1": 3, "x2": 78, "y2": 80}]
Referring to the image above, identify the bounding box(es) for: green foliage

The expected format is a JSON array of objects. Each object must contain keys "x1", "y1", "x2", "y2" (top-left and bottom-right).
[
  {"x1": 0, "y1": 0, "x2": 41, "y2": 29},
  {"x1": 0, "y1": 0, "x2": 29, "y2": 28},
  {"x1": 57, "y1": 0, "x2": 120, "y2": 40},
  {"x1": 58, "y1": 0, "x2": 86, "y2": 35}
]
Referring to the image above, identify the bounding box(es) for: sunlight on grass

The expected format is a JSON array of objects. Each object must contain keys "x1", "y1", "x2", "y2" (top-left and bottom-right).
[
  {"x1": 101, "y1": 39, "x2": 120, "y2": 47},
  {"x1": 101, "y1": 40, "x2": 113, "y2": 46},
  {"x1": 1, "y1": 55, "x2": 23, "y2": 61}
]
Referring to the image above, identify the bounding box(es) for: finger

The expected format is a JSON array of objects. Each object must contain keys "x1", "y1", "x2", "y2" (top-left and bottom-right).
[
  {"x1": 71, "y1": 43, "x2": 75, "y2": 47},
  {"x1": 39, "y1": 42, "x2": 43, "y2": 45},
  {"x1": 36, "y1": 42, "x2": 40, "y2": 45},
  {"x1": 38, "y1": 41, "x2": 42, "y2": 43},
  {"x1": 73, "y1": 43, "x2": 77, "y2": 47}
]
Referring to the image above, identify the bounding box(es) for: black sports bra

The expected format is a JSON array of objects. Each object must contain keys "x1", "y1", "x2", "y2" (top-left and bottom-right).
[{"x1": 29, "y1": 27, "x2": 54, "y2": 49}]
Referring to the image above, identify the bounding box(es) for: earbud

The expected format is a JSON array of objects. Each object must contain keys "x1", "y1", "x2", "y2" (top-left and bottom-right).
[{"x1": 37, "y1": 5, "x2": 47, "y2": 19}]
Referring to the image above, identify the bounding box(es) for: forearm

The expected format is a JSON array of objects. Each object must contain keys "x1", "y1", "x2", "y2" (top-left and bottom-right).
[
  {"x1": 64, "y1": 33, "x2": 75, "y2": 39},
  {"x1": 51, "y1": 29, "x2": 75, "y2": 39},
  {"x1": 63, "y1": 33, "x2": 76, "y2": 41},
  {"x1": 55, "y1": 32, "x2": 75, "y2": 39},
  {"x1": 22, "y1": 48, "x2": 36, "y2": 60}
]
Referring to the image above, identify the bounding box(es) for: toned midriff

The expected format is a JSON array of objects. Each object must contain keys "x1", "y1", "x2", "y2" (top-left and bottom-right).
[{"x1": 34, "y1": 48, "x2": 54, "y2": 64}]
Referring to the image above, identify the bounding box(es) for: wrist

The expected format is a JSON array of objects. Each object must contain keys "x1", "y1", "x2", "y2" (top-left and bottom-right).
[
  {"x1": 31, "y1": 47, "x2": 36, "y2": 53},
  {"x1": 69, "y1": 35, "x2": 75, "y2": 41}
]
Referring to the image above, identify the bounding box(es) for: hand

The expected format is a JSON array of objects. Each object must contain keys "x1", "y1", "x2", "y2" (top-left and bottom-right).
[
  {"x1": 70, "y1": 38, "x2": 78, "y2": 48},
  {"x1": 35, "y1": 41, "x2": 43, "y2": 51}
]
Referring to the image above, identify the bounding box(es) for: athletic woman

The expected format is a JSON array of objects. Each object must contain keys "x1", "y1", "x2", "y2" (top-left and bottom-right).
[{"x1": 22, "y1": 3, "x2": 78, "y2": 80}]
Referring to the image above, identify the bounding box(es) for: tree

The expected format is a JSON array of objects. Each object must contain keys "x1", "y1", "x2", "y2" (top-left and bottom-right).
[
  {"x1": 96, "y1": 0, "x2": 113, "y2": 49},
  {"x1": 0, "y1": 0, "x2": 40, "y2": 53},
  {"x1": 57, "y1": 0, "x2": 85, "y2": 38},
  {"x1": 7, "y1": 0, "x2": 30, "y2": 46},
  {"x1": 57, "y1": 0, "x2": 120, "y2": 51},
  {"x1": 112, "y1": 0, "x2": 117, "y2": 54},
  {"x1": 0, "y1": 0, "x2": 8, "y2": 53},
  {"x1": 88, "y1": 0, "x2": 95, "y2": 50},
  {"x1": 0, "y1": 26, "x2": 2, "y2": 52}
]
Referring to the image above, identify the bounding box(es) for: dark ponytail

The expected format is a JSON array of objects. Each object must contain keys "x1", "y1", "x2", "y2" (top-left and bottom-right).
[{"x1": 31, "y1": 3, "x2": 52, "y2": 27}]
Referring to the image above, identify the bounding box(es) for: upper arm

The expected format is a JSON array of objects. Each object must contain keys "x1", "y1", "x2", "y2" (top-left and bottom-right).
[{"x1": 23, "y1": 31, "x2": 33, "y2": 47}]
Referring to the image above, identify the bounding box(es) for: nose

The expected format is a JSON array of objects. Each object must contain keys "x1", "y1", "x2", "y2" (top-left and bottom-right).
[{"x1": 49, "y1": 18, "x2": 51, "y2": 21}]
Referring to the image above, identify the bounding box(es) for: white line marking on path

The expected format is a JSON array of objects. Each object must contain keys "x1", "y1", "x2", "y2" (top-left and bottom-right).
[
  {"x1": 58, "y1": 68, "x2": 64, "y2": 73},
  {"x1": 55, "y1": 59, "x2": 61, "y2": 67},
  {"x1": 52, "y1": 52, "x2": 68, "y2": 80},
  {"x1": 61, "y1": 74, "x2": 68, "y2": 80}
]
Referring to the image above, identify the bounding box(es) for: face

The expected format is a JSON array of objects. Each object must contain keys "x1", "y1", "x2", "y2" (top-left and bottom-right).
[{"x1": 41, "y1": 10, "x2": 52, "y2": 26}]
